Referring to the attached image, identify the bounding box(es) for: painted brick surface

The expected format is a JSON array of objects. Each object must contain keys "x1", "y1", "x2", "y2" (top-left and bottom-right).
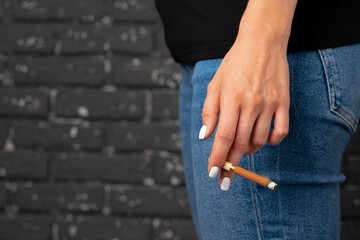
[
  {"x1": 55, "y1": 88, "x2": 145, "y2": 119},
  {"x1": 0, "y1": 214, "x2": 52, "y2": 240},
  {"x1": 0, "y1": 119, "x2": 8, "y2": 146},
  {"x1": 110, "y1": 185, "x2": 191, "y2": 216},
  {"x1": 0, "y1": 184, "x2": 6, "y2": 208},
  {"x1": 346, "y1": 155, "x2": 360, "y2": 184},
  {"x1": 153, "y1": 218, "x2": 198, "y2": 240},
  {"x1": 341, "y1": 221, "x2": 360, "y2": 240},
  {"x1": 12, "y1": 120, "x2": 104, "y2": 149},
  {"x1": 346, "y1": 127, "x2": 360, "y2": 154},
  {"x1": 109, "y1": 56, "x2": 181, "y2": 87},
  {"x1": 60, "y1": 24, "x2": 153, "y2": 54},
  {"x1": 57, "y1": 215, "x2": 152, "y2": 240},
  {"x1": 105, "y1": 121, "x2": 181, "y2": 151},
  {"x1": 0, "y1": 87, "x2": 49, "y2": 116},
  {"x1": 151, "y1": 154, "x2": 185, "y2": 186},
  {"x1": 152, "y1": 90, "x2": 179, "y2": 119},
  {"x1": 12, "y1": 0, "x2": 103, "y2": 20},
  {"x1": 0, "y1": 24, "x2": 55, "y2": 53},
  {"x1": 0, "y1": 150, "x2": 47, "y2": 179},
  {"x1": 53, "y1": 151, "x2": 151, "y2": 183},
  {"x1": 0, "y1": 1, "x2": 358, "y2": 240},
  {"x1": 341, "y1": 187, "x2": 360, "y2": 218},
  {"x1": 13, "y1": 182, "x2": 103, "y2": 212},
  {"x1": 107, "y1": 0, "x2": 157, "y2": 21},
  {"x1": 12, "y1": 56, "x2": 105, "y2": 86}
]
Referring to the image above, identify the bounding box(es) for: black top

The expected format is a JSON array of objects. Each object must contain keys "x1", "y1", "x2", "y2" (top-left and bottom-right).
[{"x1": 155, "y1": 0, "x2": 360, "y2": 65}]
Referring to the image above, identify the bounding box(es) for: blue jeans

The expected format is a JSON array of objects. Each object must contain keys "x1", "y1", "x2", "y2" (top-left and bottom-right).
[{"x1": 178, "y1": 42, "x2": 360, "y2": 240}]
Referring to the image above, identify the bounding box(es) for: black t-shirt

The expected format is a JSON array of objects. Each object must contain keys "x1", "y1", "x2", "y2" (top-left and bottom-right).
[{"x1": 155, "y1": 0, "x2": 360, "y2": 65}]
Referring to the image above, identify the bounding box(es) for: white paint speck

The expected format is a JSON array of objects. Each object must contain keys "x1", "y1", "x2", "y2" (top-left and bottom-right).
[
  {"x1": 69, "y1": 126, "x2": 78, "y2": 138},
  {"x1": 31, "y1": 193, "x2": 38, "y2": 201},
  {"x1": 0, "y1": 167, "x2": 6, "y2": 177},
  {"x1": 143, "y1": 177, "x2": 155, "y2": 186},
  {"x1": 77, "y1": 106, "x2": 89, "y2": 117},
  {"x1": 69, "y1": 224, "x2": 77, "y2": 237}
]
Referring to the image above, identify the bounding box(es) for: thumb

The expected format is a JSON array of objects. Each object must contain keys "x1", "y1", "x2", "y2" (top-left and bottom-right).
[{"x1": 199, "y1": 80, "x2": 220, "y2": 140}]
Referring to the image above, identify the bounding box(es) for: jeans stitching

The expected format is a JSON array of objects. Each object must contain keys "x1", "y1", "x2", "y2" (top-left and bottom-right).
[
  {"x1": 180, "y1": 65, "x2": 204, "y2": 240},
  {"x1": 249, "y1": 154, "x2": 264, "y2": 240},
  {"x1": 334, "y1": 103, "x2": 358, "y2": 124},
  {"x1": 318, "y1": 49, "x2": 357, "y2": 133},
  {"x1": 276, "y1": 146, "x2": 286, "y2": 239},
  {"x1": 185, "y1": 64, "x2": 195, "y2": 75},
  {"x1": 323, "y1": 49, "x2": 337, "y2": 106},
  {"x1": 325, "y1": 49, "x2": 357, "y2": 131},
  {"x1": 318, "y1": 49, "x2": 334, "y2": 114}
]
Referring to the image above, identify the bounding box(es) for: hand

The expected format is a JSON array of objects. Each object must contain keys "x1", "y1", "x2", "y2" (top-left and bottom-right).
[{"x1": 200, "y1": 23, "x2": 292, "y2": 190}]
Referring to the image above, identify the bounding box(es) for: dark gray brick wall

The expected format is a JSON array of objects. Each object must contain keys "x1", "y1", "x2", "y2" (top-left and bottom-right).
[
  {"x1": 0, "y1": 1, "x2": 358, "y2": 239},
  {"x1": 0, "y1": 150, "x2": 48, "y2": 179},
  {"x1": 12, "y1": 0, "x2": 103, "y2": 20},
  {"x1": 11, "y1": 56, "x2": 106, "y2": 86},
  {"x1": 0, "y1": 214, "x2": 52, "y2": 240}
]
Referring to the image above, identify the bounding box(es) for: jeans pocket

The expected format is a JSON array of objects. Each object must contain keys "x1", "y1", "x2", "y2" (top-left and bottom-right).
[
  {"x1": 318, "y1": 46, "x2": 360, "y2": 134},
  {"x1": 180, "y1": 63, "x2": 195, "y2": 75}
]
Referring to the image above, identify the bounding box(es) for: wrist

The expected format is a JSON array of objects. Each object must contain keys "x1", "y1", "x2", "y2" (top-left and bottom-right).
[
  {"x1": 234, "y1": 0, "x2": 297, "y2": 52},
  {"x1": 235, "y1": 22, "x2": 290, "y2": 53}
]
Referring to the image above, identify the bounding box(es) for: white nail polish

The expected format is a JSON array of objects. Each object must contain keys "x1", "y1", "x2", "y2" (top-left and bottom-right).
[
  {"x1": 221, "y1": 177, "x2": 231, "y2": 191},
  {"x1": 199, "y1": 125, "x2": 207, "y2": 139},
  {"x1": 209, "y1": 166, "x2": 219, "y2": 178}
]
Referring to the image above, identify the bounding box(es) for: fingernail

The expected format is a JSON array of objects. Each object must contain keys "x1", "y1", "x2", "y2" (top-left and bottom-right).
[
  {"x1": 199, "y1": 125, "x2": 207, "y2": 139},
  {"x1": 209, "y1": 166, "x2": 219, "y2": 178},
  {"x1": 221, "y1": 177, "x2": 231, "y2": 191}
]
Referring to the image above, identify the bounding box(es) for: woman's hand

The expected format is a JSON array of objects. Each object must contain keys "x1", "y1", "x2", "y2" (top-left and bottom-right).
[{"x1": 200, "y1": 0, "x2": 298, "y2": 190}]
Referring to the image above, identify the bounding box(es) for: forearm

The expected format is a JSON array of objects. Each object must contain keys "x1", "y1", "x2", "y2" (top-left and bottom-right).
[{"x1": 236, "y1": 0, "x2": 298, "y2": 52}]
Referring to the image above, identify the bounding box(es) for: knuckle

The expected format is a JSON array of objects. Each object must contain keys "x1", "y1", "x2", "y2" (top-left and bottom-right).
[
  {"x1": 275, "y1": 128, "x2": 289, "y2": 138},
  {"x1": 244, "y1": 149, "x2": 255, "y2": 155},
  {"x1": 201, "y1": 104, "x2": 213, "y2": 119},
  {"x1": 231, "y1": 93, "x2": 242, "y2": 104},
  {"x1": 254, "y1": 95, "x2": 264, "y2": 106},
  {"x1": 209, "y1": 153, "x2": 224, "y2": 165},
  {"x1": 278, "y1": 95, "x2": 290, "y2": 107},
  {"x1": 253, "y1": 136, "x2": 267, "y2": 147},
  {"x1": 266, "y1": 97, "x2": 278, "y2": 109},
  {"x1": 279, "y1": 93, "x2": 290, "y2": 102},
  {"x1": 244, "y1": 149, "x2": 254, "y2": 155},
  {"x1": 232, "y1": 139, "x2": 247, "y2": 152},
  {"x1": 247, "y1": 94, "x2": 264, "y2": 109},
  {"x1": 217, "y1": 128, "x2": 234, "y2": 143}
]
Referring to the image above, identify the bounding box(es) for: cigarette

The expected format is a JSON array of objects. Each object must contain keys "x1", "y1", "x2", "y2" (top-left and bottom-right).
[{"x1": 222, "y1": 161, "x2": 278, "y2": 191}]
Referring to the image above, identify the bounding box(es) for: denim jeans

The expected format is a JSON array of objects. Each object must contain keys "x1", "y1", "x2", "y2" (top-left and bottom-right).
[{"x1": 178, "y1": 42, "x2": 360, "y2": 240}]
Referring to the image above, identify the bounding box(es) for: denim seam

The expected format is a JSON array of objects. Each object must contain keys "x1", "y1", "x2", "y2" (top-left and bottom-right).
[
  {"x1": 186, "y1": 64, "x2": 195, "y2": 75},
  {"x1": 323, "y1": 48, "x2": 358, "y2": 131},
  {"x1": 220, "y1": 195, "x2": 226, "y2": 240},
  {"x1": 249, "y1": 154, "x2": 264, "y2": 240},
  {"x1": 317, "y1": 49, "x2": 357, "y2": 133},
  {"x1": 276, "y1": 147, "x2": 286, "y2": 239},
  {"x1": 317, "y1": 49, "x2": 334, "y2": 112},
  {"x1": 194, "y1": 143, "x2": 204, "y2": 238},
  {"x1": 335, "y1": 103, "x2": 358, "y2": 124},
  {"x1": 186, "y1": 67, "x2": 204, "y2": 240}
]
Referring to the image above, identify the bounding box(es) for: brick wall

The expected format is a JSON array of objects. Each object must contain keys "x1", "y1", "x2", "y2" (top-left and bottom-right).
[{"x1": 0, "y1": 1, "x2": 358, "y2": 239}]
